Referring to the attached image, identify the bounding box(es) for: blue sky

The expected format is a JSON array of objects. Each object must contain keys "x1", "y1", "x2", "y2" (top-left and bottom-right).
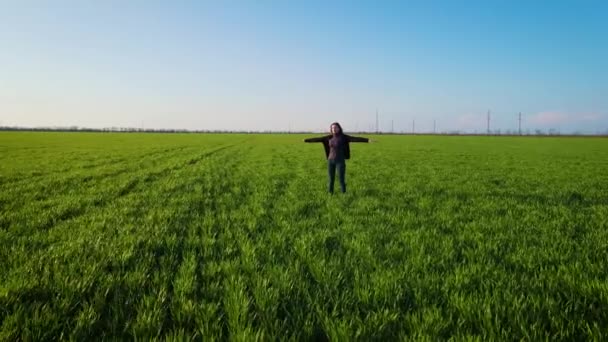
[{"x1": 1, "y1": 1, "x2": 607, "y2": 133}]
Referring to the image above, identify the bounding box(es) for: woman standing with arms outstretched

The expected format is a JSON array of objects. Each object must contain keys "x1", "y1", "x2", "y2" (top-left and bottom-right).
[{"x1": 304, "y1": 122, "x2": 370, "y2": 194}]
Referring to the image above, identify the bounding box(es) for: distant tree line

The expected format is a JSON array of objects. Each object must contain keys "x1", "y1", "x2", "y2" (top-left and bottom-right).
[
  {"x1": 1, "y1": 126, "x2": 607, "y2": 136},
  {"x1": 0, "y1": 126, "x2": 312, "y2": 134}
]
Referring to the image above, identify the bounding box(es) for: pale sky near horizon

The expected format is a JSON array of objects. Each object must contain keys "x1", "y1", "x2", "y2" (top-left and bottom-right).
[{"x1": 1, "y1": 1, "x2": 607, "y2": 133}]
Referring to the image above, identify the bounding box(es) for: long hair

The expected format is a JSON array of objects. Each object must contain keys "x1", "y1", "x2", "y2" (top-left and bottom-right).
[{"x1": 330, "y1": 122, "x2": 343, "y2": 135}]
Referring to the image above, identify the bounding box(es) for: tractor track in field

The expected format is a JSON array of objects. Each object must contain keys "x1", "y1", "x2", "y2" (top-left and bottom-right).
[
  {"x1": 1, "y1": 146, "x2": 189, "y2": 193},
  {"x1": 77, "y1": 144, "x2": 254, "y2": 338},
  {"x1": 0, "y1": 143, "x2": 249, "y2": 325},
  {"x1": 5, "y1": 144, "x2": 240, "y2": 235}
]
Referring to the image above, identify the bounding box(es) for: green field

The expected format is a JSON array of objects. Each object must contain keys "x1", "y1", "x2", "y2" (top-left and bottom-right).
[{"x1": 1, "y1": 132, "x2": 607, "y2": 340}]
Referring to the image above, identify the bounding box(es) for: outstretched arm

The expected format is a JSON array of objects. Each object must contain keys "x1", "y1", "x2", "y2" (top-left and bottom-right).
[
  {"x1": 347, "y1": 135, "x2": 369, "y2": 143},
  {"x1": 304, "y1": 136, "x2": 327, "y2": 143}
]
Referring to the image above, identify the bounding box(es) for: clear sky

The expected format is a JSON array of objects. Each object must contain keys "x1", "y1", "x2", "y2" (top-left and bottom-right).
[{"x1": 1, "y1": 1, "x2": 607, "y2": 133}]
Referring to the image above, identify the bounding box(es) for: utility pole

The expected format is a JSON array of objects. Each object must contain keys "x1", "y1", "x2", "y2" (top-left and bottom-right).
[
  {"x1": 375, "y1": 109, "x2": 379, "y2": 134},
  {"x1": 433, "y1": 120, "x2": 436, "y2": 134},
  {"x1": 518, "y1": 112, "x2": 522, "y2": 135},
  {"x1": 487, "y1": 110, "x2": 491, "y2": 135},
  {"x1": 391, "y1": 120, "x2": 394, "y2": 134},
  {"x1": 412, "y1": 119, "x2": 415, "y2": 134}
]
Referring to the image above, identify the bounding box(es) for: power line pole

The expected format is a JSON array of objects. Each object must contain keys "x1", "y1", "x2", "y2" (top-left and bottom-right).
[
  {"x1": 375, "y1": 109, "x2": 379, "y2": 134},
  {"x1": 518, "y1": 112, "x2": 522, "y2": 135},
  {"x1": 487, "y1": 110, "x2": 491, "y2": 135},
  {"x1": 412, "y1": 119, "x2": 415, "y2": 134},
  {"x1": 433, "y1": 120, "x2": 436, "y2": 134},
  {"x1": 391, "y1": 119, "x2": 394, "y2": 134}
]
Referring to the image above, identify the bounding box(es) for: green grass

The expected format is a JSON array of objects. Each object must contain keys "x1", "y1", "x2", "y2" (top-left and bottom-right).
[{"x1": 1, "y1": 131, "x2": 607, "y2": 340}]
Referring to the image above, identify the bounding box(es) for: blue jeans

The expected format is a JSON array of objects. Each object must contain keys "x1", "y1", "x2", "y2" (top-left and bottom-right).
[{"x1": 328, "y1": 159, "x2": 346, "y2": 193}]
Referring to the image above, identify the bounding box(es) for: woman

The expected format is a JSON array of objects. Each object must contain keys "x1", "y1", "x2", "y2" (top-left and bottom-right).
[{"x1": 304, "y1": 122, "x2": 370, "y2": 194}]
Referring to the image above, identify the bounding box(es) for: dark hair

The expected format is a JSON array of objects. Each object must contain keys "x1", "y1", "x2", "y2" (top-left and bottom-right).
[{"x1": 330, "y1": 122, "x2": 343, "y2": 134}]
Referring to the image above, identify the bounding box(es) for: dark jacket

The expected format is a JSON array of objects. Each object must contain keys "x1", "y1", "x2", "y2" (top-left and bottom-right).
[{"x1": 304, "y1": 134, "x2": 369, "y2": 160}]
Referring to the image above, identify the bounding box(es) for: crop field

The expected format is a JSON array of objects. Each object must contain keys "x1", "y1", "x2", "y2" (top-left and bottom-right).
[{"x1": 1, "y1": 131, "x2": 607, "y2": 340}]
